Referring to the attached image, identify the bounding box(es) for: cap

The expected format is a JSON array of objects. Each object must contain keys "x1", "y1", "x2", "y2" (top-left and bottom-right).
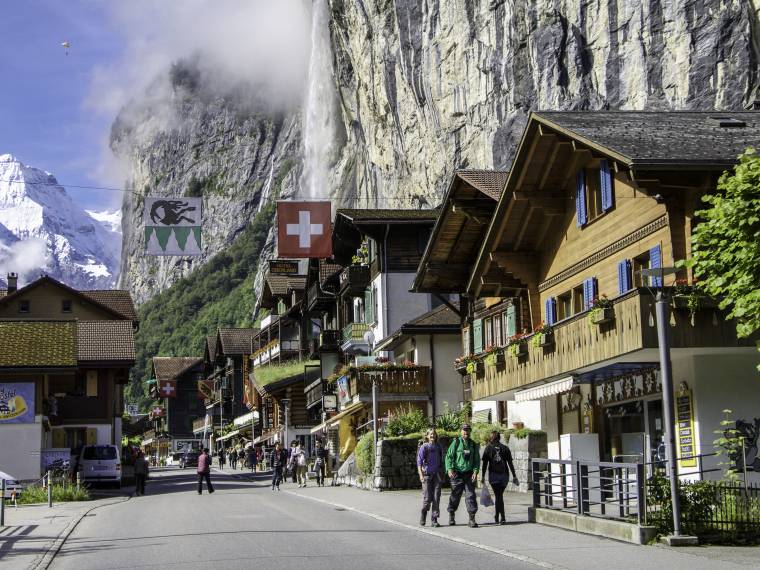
[{"x1": 461, "y1": 423, "x2": 472, "y2": 431}]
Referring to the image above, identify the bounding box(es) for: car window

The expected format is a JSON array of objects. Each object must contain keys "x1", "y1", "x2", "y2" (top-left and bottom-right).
[{"x1": 82, "y1": 446, "x2": 117, "y2": 460}]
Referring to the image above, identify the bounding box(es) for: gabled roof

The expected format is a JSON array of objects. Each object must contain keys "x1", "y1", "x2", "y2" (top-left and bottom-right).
[
  {"x1": 152, "y1": 357, "x2": 204, "y2": 382},
  {"x1": 455, "y1": 170, "x2": 509, "y2": 200},
  {"x1": 217, "y1": 328, "x2": 258, "y2": 356},
  {"x1": 205, "y1": 336, "x2": 217, "y2": 364},
  {"x1": 265, "y1": 275, "x2": 307, "y2": 296},
  {"x1": 0, "y1": 275, "x2": 137, "y2": 322},
  {"x1": 335, "y1": 209, "x2": 439, "y2": 223},
  {"x1": 0, "y1": 321, "x2": 77, "y2": 367},
  {"x1": 77, "y1": 321, "x2": 136, "y2": 362},
  {"x1": 319, "y1": 259, "x2": 343, "y2": 284},
  {"x1": 534, "y1": 111, "x2": 760, "y2": 168},
  {"x1": 375, "y1": 304, "x2": 461, "y2": 352}
]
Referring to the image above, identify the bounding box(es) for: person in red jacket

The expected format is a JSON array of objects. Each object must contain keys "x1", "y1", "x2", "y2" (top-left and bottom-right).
[{"x1": 197, "y1": 448, "x2": 214, "y2": 495}]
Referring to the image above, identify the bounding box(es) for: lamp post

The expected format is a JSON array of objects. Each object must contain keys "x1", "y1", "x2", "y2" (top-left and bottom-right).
[{"x1": 640, "y1": 266, "x2": 684, "y2": 539}]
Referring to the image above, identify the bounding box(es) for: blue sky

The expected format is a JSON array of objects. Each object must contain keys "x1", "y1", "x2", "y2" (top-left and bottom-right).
[{"x1": 0, "y1": 1, "x2": 125, "y2": 211}]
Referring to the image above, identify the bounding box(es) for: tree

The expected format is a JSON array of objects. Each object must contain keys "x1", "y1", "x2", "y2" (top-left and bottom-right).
[{"x1": 690, "y1": 148, "x2": 760, "y2": 360}]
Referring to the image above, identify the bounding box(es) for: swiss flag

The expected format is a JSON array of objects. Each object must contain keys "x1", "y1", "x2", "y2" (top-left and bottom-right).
[
  {"x1": 277, "y1": 201, "x2": 332, "y2": 259},
  {"x1": 159, "y1": 380, "x2": 177, "y2": 398}
]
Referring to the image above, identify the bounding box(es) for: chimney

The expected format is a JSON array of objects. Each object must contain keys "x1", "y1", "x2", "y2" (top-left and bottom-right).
[{"x1": 7, "y1": 272, "x2": 18, "y2": 293}]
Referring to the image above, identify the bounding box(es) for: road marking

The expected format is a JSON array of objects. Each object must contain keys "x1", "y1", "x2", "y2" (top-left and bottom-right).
[{"x1": 284, "y1": 491, "x2": 563, "y2": 569}]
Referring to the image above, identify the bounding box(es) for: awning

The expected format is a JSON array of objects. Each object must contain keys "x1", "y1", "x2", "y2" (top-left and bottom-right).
[
  {"x1": 233, "y1": 411, "x2": 259, "y2": 426},
  {"x1": 310, "y1": 402, "x2": 365, "y2": 434},
  {"x1": 216, "y1": 429, "x2": 240, "y2": 442},
  {"x1": 141, "y1": 438, "x2": 154, "y2": 446},
  {"x1": 514, "y1": 376, "x2": 576, "y2": 402},
  {"x1": 253, "y1": 428, "x2": 281, "y2": 445}
]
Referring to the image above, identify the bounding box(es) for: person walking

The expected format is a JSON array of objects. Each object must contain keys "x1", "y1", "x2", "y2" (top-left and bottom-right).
[
  {"x1": 256, "y1": 447, "x2": 264, "y2": 471},
  {"x1": 133, "y1": 450, "x2": 149, "y2": 496},
  {"x1": 218, "y1": 448, "x2": 226, "y2": 470},
  {"x1": 287, "y1": 441, "x2": 299, "y2": 483},
  {"x1": 417, "y1": 428, "x2": 444, "y2": 527},
  {"x1": 445, "y1": 423, "x2": 480, "y2": 527},
  {"x1": 294, "y1": 443, "x2": 308, "y2": 487},
  {"x1": 481, "y1": 431, "x2": 519, "y2": 525},
  {"x1": 270, "y1": 442, "x2": 287, "y2": 490},
  {"x1": 238, "y1": 448, "x2": 245, "y2": 470},
  {"x1": 229, "y1": 447, "x2": 237, "y2": 470},
  {"x1": 248, "y1": 447, "x2": 257, "y2": 473},
  {"x1": 197, "y1": 448, "x2": 215, "y2": 495},
  {"x1": 313, "y1": 440, "x2": 328, "y2": 487}
]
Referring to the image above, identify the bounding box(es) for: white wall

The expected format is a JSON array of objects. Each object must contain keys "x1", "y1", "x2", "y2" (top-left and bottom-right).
[
  {"x1": 0, "y1": 417, "x2": 43, "y2": 480},
  {"x1": 373, "y1": 273, "x2": 432, "y2": 342},
  {"x1": 507, "y1": 401, "x2": 543, "y2": 430},
  {"x1": 431, "y1": 335, "x2": 465, "y2": 417}
]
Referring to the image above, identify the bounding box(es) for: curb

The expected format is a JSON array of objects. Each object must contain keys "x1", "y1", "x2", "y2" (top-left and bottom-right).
[
  {"x1": 284, "y1": 490, "x2": 563, "y2": 569},
  {"x1": 30, "y1": 496, "x2": 130, "y2": 570}
]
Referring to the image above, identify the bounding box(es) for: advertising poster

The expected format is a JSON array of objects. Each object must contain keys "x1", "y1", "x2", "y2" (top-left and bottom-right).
[{"x1": 0, "y1": 383, "x2": 35, "y2": 423}]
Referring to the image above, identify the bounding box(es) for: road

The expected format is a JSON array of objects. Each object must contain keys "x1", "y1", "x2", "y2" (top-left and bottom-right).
[{"x1": 50, "y1": 468, "x2": 537, "y2": 570}]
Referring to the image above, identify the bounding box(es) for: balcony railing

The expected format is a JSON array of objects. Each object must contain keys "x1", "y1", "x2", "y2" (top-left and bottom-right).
[
  {"x1": 349, "y1": 367, "x2": 431, "y2": 399},
  {"x1": 471, "y1": 288, "x2": 752, "y2": 400},
  {"x1": 319, "y1": 329, "x2": 340, "y2": 350},
  {"x1": 307, "y1": 282, "x2": 336, "y2": 311},
  {"x1": 342, "y1": 322, "x2": 371, "y2": 343},
  {"x1": 339, "y1": 265, "x2": 370, "y2": 297},
  {"x1": 253, "y1": 338, "x2": 301, "y2": 367}
]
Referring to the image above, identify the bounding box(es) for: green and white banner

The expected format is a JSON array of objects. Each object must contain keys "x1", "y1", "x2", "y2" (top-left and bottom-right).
[{"x1": 144, "y1": 197, "x2": 202, "y2": 256}]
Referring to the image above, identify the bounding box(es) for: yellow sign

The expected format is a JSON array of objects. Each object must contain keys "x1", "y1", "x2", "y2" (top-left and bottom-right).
[{"x1": 676, "y1": 387, "x2": 697, "y2": 469}]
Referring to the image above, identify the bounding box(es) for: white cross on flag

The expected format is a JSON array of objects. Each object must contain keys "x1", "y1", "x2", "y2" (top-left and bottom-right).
[
  {"x1": 159, "y1": 380, "x2": 177, "y2": 398},
  {"x1": 277, "y1": 201, "x2": 332, "y2": 259}
]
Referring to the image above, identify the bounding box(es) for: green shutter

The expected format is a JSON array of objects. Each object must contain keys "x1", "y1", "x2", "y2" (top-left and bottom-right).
[
  {"x1": 364, "y1": 288, "x2": 374, "y2": 324},
  {"x1": 506, "y1": 305, "x2": 517, "y2": 338},
  {"x1": 473, "y1": 318, "x2": 483, "y2": 353}
]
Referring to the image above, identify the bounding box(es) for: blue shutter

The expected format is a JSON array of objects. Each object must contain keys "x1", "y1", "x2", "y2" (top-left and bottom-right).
[
  {"x1": 650, "y1": 245, "x2": 662, "y2": 287},
  {"x1": 473, "y1": 318, "x2": 483, "y2": 353},
  {"x1": 583, "y1": 278, "x2": 598, "y2": 310},
  {"x1": 576, "y1": 170, "x2": 587, "y2": 227},
  {"x1": 600, "y1": 159, "x2": 614, "y2": 212},
  {"x1": 624, "y1": 260, "x2": 632, "y2": 292},
  {"x1": 618, "y1": 259, "x2": 633, "y2": 294},
  {"x1": 545, "y1": 298, "x2": 554, "y2": 325}
]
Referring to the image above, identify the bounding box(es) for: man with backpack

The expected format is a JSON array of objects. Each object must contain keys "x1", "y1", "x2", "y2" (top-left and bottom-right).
[
  {"x1": 481, "y1": 430, "x2": 519, "y2": 525},
  {"x1": 417, "y1": 428, "x2": 444, "y2": 527},
  {"x1": 270, "y1": 442, "x2": 288, "y2": 491},
  {"x1": 445, "y1": 423, "x2": 480, "y2": 527}
]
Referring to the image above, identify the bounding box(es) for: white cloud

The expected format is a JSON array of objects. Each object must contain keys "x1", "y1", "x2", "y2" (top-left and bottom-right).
[{"x1": 0, "y1": 239, "x2": 50, "y2": 286}]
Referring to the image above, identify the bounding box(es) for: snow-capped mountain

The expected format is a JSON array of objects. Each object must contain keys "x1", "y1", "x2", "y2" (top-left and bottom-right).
[{"x1": 0, "y1": 154, "x2": 121, "y2": 289}]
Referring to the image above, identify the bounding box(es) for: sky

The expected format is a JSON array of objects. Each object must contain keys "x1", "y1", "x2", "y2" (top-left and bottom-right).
[{"x1": 0, "y1": 1, "x2": 127, "y2": 212}]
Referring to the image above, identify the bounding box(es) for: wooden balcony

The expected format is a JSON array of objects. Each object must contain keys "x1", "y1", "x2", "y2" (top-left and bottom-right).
[
  {"x1": 307, "y1": 282, "x2": 336, "y2": 312},
  {"x1": 339, "y1": 265, "x2": 370, "y2": 297},
  {"x1": 319, "y1": 329, "x2": 340, "y2": 350},
  {"x1": 471, "y1": 288, "x2": 753, "y2": 400},
  {"x1": 192, "y1": 417, "x2": 208, "y2": 433},
  {"x1": 349, "y1": 367, "x2": 431, "y2": 402},
  {"x1": 341, "y1": 322, "x2": 371, "y2": 354},
  {"x1": 252, "y1": 338, "x2": 301, "y2": 367}
]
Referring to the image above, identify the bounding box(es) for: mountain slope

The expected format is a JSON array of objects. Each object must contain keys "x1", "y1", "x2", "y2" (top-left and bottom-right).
[{"x1": 0, "y1": 154, "x2": 121, "y2": 288}]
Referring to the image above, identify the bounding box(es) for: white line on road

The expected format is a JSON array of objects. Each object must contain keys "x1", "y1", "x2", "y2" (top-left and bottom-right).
[{"x1": 284, "y1": 490, "x2": 564, "y2": 569}]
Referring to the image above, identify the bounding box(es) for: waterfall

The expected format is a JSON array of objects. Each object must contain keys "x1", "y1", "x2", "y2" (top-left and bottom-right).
[{"x1": 300, "y1": 0, "x2": 338, "y2": 200}]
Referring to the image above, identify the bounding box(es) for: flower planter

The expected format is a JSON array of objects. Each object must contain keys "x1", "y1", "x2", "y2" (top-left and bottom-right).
[
  {"x1": 672, "y1": 296, "x2": 694, "y2": 310},
  {"x1": 508, "y1": 342, "x2": 528, "y2": 358},
  {"x1": 455, "y1": 361, "x2": 468, "y2": 375},
  {"x1": 539, "y1": 332, "x2": 554, "y2": 347},
  {"x1": 591, "y1": 307, "x2": 615, "y2": 325},
  {"x1": 494, "y1": 351, "x2": 506, "y2": 365}
]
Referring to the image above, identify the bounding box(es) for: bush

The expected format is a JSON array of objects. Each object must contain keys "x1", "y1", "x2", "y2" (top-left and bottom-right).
[
  {"x1": 470, "y1": 422, "x2": 511, "y2": 446},
  {"x1": 355, "y1": 432, "x2": 375, "y2": 475},
  {"x1": 18, "y1": 483, "x2": 92, "y2": 504},
  {"x1": 384, "y1": 404, "x2": 429, "y2": 438},
  {"x1": 434, "y1": 402, "x2": 470, "y2": 432},
  {"x1": 384, "y1": 429, "x2": 459, "y2": 442}
]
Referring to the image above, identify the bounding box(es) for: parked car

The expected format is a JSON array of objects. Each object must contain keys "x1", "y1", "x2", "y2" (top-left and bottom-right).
[
  {"x1": 0, "y1": 470, "x2": 24, "y2": 500},
  {"x1": 166, "y1": 452, "x2": 182, "y2": 467},
  {"x1": 78, "y1": 444, "x2": 121, "y2": 488},
  {"x1": 179, "y1": 451, "x2": 199, "y2": 469}
]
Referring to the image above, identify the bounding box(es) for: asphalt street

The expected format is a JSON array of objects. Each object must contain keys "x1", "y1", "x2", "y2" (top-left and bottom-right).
[{"x1": 50, "y1": 468, "x2": 537, "y2": 570}]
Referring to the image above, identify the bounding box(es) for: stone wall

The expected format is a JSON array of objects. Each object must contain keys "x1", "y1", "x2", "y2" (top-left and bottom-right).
[{"x1": 509, "y1": 432, "x2": 548, "y2": 494}]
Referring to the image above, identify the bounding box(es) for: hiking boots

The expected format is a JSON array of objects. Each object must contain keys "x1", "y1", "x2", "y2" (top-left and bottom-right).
[
  {"x1": 449, "y1": 513, "x2": 456, "y2": 526},
  {"x1": 420, "y1": 512, "x2": 426, "y2": 526},
  {"x1": 468, "y1": 515, "x2": 479, "y2": 528},
  {"x1": 431, "y1": 518, "x2": 441, "y2": 528}
]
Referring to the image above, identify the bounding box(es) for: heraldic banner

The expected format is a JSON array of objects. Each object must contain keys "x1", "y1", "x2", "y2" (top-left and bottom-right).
[{"x1": 144, "y1": 197, "x2": 202, "y2": 255}]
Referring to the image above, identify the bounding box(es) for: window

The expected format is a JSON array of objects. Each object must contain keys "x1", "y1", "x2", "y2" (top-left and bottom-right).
[
  {"x1": 572, "y1": 285, "x2": 585, "y2": 314},
  {"x1": 18, "y1": 300, "x2": 30, "y2": 313},
  {"x1": 493, "y1": 315, "x2": 503, "y2": 347},
  {"x1": 484, "y1": 317, "x2": 493, "y2": 348},
  {"x1": 576, "y1": 160, "x2": 614, "y2": 227},
  {"x1": 62, "y1": 300, "x2": 72, "y2": 313},
  {"x1": 632, "y1": 251, "x2": 651, "y2": 288},
  {"x1": 557, "y1": 292, "x2": 573, "y2": 320}
]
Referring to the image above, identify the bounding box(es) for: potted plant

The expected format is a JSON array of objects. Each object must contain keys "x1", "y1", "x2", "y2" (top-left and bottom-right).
[
  {"x1": 530, "y1": 322, "x2": 554, "y2": 348},
  {"x1": 672, "y1": 278, "x2": 703, "y2": 320},
  {"x1": 483, "y1": 344, "x2": 505, "y2": 367},
  {"x1": 506, "y1": 333, "x2": 528, "y2": 358},
  {"x1": 588, "y1": 295, "x2": 614, "y2": 325}
]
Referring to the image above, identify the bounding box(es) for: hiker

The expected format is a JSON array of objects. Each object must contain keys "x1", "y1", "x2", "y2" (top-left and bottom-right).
[
  {"x1": 229, "y1": 447, "x2": 237, "y2": 470},
  {"x1": 134, "y1": 450, "x2": 149, "y2": 496},
  {"x1": 313, "y1": 440, "x2": 328, "y2": 487},
  {"x1": 445, "y1": 423, "x2": 480, "y2": 527},
  {"x1": 247, "y1": 447, "x2": 257, "y2": 473},
  {"x1": 287, "y1": 441, "x2": 299, "y2": 483},
  {"x1": 481, "y1": 430, "x2": 519, "y2": 525},
  {"x1": 294, "y1": 443, "x2": 308, "y2": 487},
  {"x1": 218, "y1": 447, "x2": 226, "y2": 469},
  {"x1": 197, "y1": 448, "x2": 214, "y2": 495},
  {"x1": 417, "y1": 428, "x2": 444, "y2": 527},
  {"x1": 270, "y1": 442, "x2": 287, "y2": 490}
]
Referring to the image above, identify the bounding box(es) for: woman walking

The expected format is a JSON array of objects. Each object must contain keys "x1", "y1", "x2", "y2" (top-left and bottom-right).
[
  {"x1": 481, "y1": 431, "x2": 518, "y2": 525},
  {"x1": 417, "y1": 428, "x2": 444, "y2": 527},
  {"x1": 270, "y1": 442, "x2": 287, "y2": 491},
  {"x1": 229, "y1": 447, "x2": 237, "y2": 470},
  {"x1": 313, "y1": 440, "x2": 328, "y2": 487},
  {"x1": 294, "y1": 443, "x2": 308, "y2": 487},
  {"x1": 218, "y1": 448, "x2": 226, "y2": 470}
]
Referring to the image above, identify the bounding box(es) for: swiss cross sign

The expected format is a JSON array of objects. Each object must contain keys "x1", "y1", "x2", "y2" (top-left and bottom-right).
[
  {"x1": 277, "y1": 201, "x2": 332, "y2": 259},
  {"x1": 159, "y1": 380, "x2": 177, "y2": 398}
]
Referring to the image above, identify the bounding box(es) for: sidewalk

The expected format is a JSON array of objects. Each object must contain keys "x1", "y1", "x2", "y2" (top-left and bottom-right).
[
  {"x1": 0, "y1": 496, "x2": 129, "y2": 570},
  {"x1": 282, "y1": 483, "x2": 760, "y2": 570}
]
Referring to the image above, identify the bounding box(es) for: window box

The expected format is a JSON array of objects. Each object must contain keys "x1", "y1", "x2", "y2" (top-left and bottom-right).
[
  {"x1": 539, "y1": 331, "x2": 555, "y2": 347},
  {"x1": 590, "y1": 307, "x2": 615, "y2": 325},
  {"x1": 507, "y1": 342, "x2": 528, "y2": 359}
]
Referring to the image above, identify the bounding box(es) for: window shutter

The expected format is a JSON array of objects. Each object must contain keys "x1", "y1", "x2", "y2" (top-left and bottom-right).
[
  {"x1": 650, "y1": 244, "x2": 663, "y2": 287},
  {"x1": 473, "y1": 318, "x2": 483, "y2": 353},
  {"x1": 505, "y1": 305, "x2": 517, "y2": 337},
  {"x1": 575, "y1": 170, "x2": 587, "y2": 227},
  {"x1": 617, "y1": 259, "x2": 633, "y2": 293},
  {"x1": 545, "y1": 298, "x2": 557, "y2": 325},
  {"x1": 583, "y1": 278, "x2": 598, "y2": 310},
  {"x1": 364, "y1": 288, "x2": 374, "y2": 323},
  {"x1": 600, "y1": 159, "x2": 614, "y2": 212}
]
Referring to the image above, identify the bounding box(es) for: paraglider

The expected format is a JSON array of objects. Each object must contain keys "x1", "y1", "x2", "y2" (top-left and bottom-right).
[{"x1": 61, "y1": 41, "x2": 70, "y2": 55}]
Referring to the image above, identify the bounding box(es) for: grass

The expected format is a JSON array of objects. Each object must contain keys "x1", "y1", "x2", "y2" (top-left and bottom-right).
[
  {"x1": 253, "y1": 360, "x2": 319, "y2": 388},
  {"x1": 17, "y1": 483, "x2": 92, "y2": 504}
]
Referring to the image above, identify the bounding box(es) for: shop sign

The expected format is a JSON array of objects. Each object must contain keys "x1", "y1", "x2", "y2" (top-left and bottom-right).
[
  {"x1": 269, "y1": 259, "x2": 300, "y2": 275},
  {"x1": 675, "y1": 384, "x2": 697, "y2": 469},
  {"x1": 596, "y1": 368, "x2": 660, "y2": 406},
  {"x1": 323, "y1": 394, "x2": 337, "y2": 411},
  {"x1": 0, "y1": 383, "x2": 35, "y2": 423},
  {"x1": 174, "y1": 439, "x2": 202, "y2": 452}
]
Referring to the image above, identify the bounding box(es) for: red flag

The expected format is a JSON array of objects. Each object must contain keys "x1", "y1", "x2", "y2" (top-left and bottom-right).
[
  {"x1": 277, "y1": 201, "x2": 332, "y2": 258},
  {"x1": 158, "y1": 380, "x2": 177, "y2": 398}
]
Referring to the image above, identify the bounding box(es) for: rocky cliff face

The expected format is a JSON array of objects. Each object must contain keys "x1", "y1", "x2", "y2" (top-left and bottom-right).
[
  {"x1": 116, "y1": 1, "x2": 760, "y2": 303},
  {"x1": 328, "y1": 0, "x2": 760, "y2": 206}
]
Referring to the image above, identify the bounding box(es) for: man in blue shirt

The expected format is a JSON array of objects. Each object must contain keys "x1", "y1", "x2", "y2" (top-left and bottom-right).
[{"x1": 417, "y1": 428, "x2": 444, "y2": 527}]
